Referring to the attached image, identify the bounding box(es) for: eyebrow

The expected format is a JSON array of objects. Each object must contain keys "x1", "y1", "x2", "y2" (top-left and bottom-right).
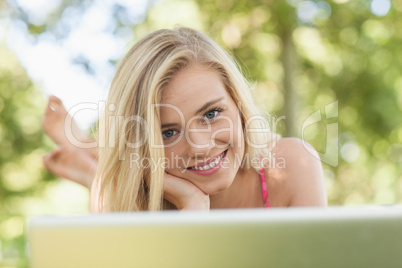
[
  {"x1": 195, "y1": 97, "x2": 224, "y2": 115},
  {"x1": 161, "y1": 97, "x2": 224, "y2": 129},
  {"x1": 161, "y1": 123, "x2": 178, "y2": 129}
]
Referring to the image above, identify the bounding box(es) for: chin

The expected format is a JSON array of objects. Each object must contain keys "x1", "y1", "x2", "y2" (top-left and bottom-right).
[
  {"x1": 201, "y1": 178, "x2": 233, "y2": 195},
  {"x1": 202, "y1": 165, "x2": 240, "y2": 195}
]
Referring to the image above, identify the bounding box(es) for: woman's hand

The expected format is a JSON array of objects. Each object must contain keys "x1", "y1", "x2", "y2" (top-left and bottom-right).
[
  {"x1": 91, "y1": 170, "x2": 210, "y2": 212},
  {"x1": 162, "y1": 172, "x2": 210, "y2": 210}
]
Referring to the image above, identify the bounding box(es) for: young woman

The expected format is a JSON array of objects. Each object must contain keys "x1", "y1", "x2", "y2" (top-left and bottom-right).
[{"x1": 43, "y1": 27, "x2": 327, "y2": 212}]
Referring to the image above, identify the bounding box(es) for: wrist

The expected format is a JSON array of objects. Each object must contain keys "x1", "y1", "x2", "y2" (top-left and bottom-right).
[{"x1": 179, "y1": 195, "x2": 210, "y2": 210}]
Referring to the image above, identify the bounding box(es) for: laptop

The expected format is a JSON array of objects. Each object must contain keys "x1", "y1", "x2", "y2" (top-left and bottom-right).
[{"x1": 28, "y1": 206, "x2": 402, "y2": 268}]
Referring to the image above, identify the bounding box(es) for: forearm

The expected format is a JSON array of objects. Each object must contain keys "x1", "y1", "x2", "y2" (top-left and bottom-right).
[{"x1": 176, "y1": 195, "x2": 210, "y2": 210}]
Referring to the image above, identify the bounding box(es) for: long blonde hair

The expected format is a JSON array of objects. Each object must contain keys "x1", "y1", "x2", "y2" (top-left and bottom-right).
[{"x1": 96, "y1": 27, "x2": 276, "y2": 212}]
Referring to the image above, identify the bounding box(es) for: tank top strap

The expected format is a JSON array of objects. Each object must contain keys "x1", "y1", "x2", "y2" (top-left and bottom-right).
[{"x1": 259, "y1": 156, "x2": 270, "y2": 209}]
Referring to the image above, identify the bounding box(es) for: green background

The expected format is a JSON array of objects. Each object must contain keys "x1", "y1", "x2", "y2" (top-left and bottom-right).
[{"x1": 1, "y1": 0, "x2": 402, "y2": 266}]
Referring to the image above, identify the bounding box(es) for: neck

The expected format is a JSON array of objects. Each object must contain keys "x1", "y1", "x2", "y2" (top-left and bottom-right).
[{"x1": 209, "y1": 167, "x2": 265, "y2": 209}]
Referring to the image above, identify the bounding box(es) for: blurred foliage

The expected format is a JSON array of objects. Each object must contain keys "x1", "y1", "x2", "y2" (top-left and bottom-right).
[
  {"x1": 1, "y1": 0, "x2": 402, "y2": 267},
  {"x1": 0, "y1": 46, "x2": 53, "y2": 267}
]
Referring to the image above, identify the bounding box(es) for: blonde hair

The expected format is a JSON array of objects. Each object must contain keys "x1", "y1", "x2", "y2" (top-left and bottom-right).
[{"x1": 96, "y1": 27, "x2": 276, "y2": 212}]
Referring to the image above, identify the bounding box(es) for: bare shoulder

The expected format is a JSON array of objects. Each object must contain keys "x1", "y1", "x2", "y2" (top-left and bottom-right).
[{"x1": 265, "y1": 137, "x2": 327, "y2": 207}]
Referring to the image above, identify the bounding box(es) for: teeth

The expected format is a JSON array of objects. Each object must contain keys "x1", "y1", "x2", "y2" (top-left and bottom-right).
[{"x1": 191, "y1": 151, "x2": 225, "y2": 171}]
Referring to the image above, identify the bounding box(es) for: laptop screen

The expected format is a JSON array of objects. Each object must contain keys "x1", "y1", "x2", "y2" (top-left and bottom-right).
[{"x1": 28, "y1": 206, "x2": 402, "y2": 268}]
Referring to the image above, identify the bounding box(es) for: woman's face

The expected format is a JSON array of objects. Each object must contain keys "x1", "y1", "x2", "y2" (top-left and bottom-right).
[{"x1": 160, "y1": 65, "x2": 245, "y2": 195}]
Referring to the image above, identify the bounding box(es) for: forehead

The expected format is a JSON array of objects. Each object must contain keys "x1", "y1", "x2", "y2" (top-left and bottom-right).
[{"x1": 160, "y1": 66, "x2": 231, "y2": 115}]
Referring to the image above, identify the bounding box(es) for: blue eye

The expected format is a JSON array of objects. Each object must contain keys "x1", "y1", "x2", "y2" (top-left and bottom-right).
[
  {"x1": 162, "y1": 129, "x2": 176, "y2": 139},
  {"x1": 204, "y1": 110, "x2": 219, "y2": 120}
]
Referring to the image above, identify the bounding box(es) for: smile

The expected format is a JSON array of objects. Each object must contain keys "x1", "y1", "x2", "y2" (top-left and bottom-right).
[
  {"x1": 186, "y1": 150, "x2": 228, "y2": 176},
  {"x1": 190, "y1": 151, "x2": 226, "y2": 170}
]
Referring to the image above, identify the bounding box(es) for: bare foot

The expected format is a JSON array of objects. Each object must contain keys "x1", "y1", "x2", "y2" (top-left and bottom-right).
[
  {"x1": 43, "y1": 146, "x2": 97, "y2": 189},
  {"x1": 42, "y1": 96, "x2": 98, "y2": 158}
]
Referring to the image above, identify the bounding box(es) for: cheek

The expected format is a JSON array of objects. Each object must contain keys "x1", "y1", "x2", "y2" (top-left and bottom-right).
[
  {"x1": 163, "y1": 147, "x2": 177, "y2": 170},
  {"x1": 212, "y1": 117, "x2": 244, "y2": 148},
  {"x1": 163, "y1": 140, "x2": 187, "y2": 171}
]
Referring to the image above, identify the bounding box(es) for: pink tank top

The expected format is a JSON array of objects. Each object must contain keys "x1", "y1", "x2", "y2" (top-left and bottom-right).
[{"x1": 260, "y1": 167, "x2": 270, "y2": 208}]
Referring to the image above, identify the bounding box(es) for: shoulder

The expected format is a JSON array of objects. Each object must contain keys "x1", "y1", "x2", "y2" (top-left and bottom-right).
[{"x1": 264, "y1": 137, "x2": 327, "y2": 207}]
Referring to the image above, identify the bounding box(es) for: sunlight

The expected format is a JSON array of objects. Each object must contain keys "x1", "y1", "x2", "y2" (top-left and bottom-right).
[{"x1": 371, "y1": 0, "x2": 391, "y2": 17}]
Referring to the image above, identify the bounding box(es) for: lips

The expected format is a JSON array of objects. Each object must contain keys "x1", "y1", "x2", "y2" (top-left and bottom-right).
[
  {"x1": 187, "y1": 150, "x2": 228, "y2": 170},
  {"x1": 186, "y1": 150, "x2": 228, "y2": 176}
]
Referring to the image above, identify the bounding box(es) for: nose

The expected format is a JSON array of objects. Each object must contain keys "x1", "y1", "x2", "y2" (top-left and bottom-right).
[{"x1": 185, "y1": 127, "x2": 213, "y2": 158}]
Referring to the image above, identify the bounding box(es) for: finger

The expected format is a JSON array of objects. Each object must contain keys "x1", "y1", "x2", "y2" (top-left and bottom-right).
[{"x1": 163, "y1": 172, "x2": 199, "y2": 196}]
